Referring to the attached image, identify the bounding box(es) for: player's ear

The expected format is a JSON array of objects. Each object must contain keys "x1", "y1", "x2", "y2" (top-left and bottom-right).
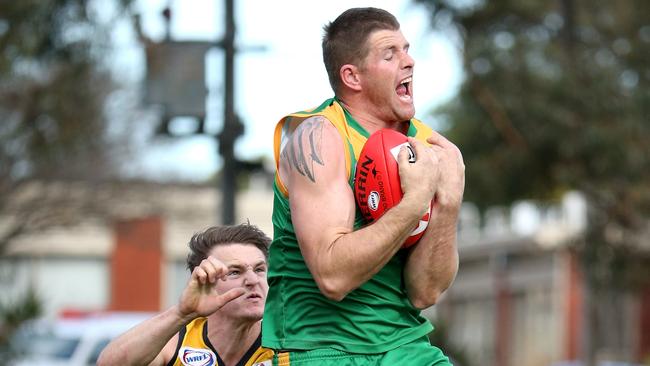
[{"x1": 340, "y1": 64, "x2": 362, "y2": 91}]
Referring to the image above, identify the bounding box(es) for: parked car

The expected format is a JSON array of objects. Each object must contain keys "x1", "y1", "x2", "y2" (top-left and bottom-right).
[{"x1": 9, "y1": 311, "x2": 155, "y2": 366}]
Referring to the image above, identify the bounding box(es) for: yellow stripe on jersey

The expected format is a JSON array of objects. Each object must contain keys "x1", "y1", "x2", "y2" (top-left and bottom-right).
[{"x1": 276, "y1": 352, "x2": 291, "y2": 366}]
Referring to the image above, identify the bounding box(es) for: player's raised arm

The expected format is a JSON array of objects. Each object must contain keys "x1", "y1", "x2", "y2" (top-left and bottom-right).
[
  {"x1": 280, "y1": 117, "x2": 435, "y2": 300},
  {"x1": 404, "y1": 133, "x2": 465, "y2": 309},
  {"x1": 98, "y1": 256, "x2": 246, "y2": 366}
]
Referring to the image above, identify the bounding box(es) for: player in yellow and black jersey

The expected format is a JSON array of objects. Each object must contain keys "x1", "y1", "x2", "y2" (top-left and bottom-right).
[{"x1": 98, "y1": 224, "x2": 273, "y2": 366}]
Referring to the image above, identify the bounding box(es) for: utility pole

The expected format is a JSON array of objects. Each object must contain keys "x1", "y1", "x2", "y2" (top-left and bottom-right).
[
  {"x1": 218, "y1": 0, "x2": 242, "y2": 225},
  {"x1": 143, "y1": 0, "x2": 262, "y2": 225}
]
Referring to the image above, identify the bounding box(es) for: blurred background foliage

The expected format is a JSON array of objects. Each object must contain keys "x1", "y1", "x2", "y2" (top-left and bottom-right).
[
  {"x1": 418, "y1": 0, "x2": 650, "y2": 215},
  {"x1": 0, "y1": 287, "x2": 41, "y2": 362},
  {"x1": 416, "y1": 0, "x2": 650, "y2": 364},
  {"x1": 0, "y1": 0, "x2": 133, "y2": 360},
  {"x1": 0, "y1": 0, "x2": 135, "y2": 251}
]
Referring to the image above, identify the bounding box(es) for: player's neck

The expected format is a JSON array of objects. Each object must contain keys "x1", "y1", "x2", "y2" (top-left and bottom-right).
[
  {"x1": 338, "y1": 98, "x2": 408, "y2": 135},
  {"x1": 206, "y1": 317, "x2": 261, "y2": 365}
]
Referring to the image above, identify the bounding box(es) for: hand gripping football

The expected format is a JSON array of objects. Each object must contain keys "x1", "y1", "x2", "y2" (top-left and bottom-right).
[{"x1": 354, "y1": 129, "x2": 431, "y2": 248}]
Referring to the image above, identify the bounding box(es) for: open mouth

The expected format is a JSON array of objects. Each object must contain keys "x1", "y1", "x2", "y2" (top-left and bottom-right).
[
  {"x1": 396, "y1": 76, "x2": 412, "y2": 101},
  {"x1": 246, "y1": 293, "x2": 262, "y2": 299}
]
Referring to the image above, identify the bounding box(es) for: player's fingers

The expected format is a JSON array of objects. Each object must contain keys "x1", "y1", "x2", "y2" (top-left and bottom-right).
[
  {"x1": 197, "y1": 258, "x2": 218, "y2": 283},
  {"x1": 192, "y1": 266, "x2": 209, "y2": 285},
  {"x1": 407, "y1": 138, "x2": 436, "y2": 165},
  {"x1": 426, "y1": 131, "x2": 454, "y2": 149},
  {"x1": 426, "y1": 134, "x2": 463, "y2": 167},
  {"x1": 219, "y1": 287, "x2": 246, "y2": 305},
  {"x1": 406, "y1": 138, "x2": 422, "y2": 159},
  {"x1": 205, "y1": 256, "x2": 227, "y2": 282},
  {"x1": 456, "y1": 148, "x2": 466, "y2": 170},
  {"x1": 397, "y1": 143, "x2": 414, "y2": 165}
]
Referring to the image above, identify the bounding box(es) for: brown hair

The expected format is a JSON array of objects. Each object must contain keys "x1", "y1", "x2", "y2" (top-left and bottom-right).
[
  {"x1": 322, "y1": 7, "x2": 400, "y2": 94},
  {"x1": 186, "y1": 223, "x2": 271, "y2": 272}
]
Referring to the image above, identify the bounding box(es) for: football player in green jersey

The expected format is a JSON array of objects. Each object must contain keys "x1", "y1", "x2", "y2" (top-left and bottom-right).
[{"x1": 263, "y1": 7, "x2": 465, "y2": 366}]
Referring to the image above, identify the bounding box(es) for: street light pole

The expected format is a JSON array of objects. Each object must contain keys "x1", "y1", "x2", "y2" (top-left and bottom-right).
[
  {"x1": 218, "y1": 0, "x2": 242, "y2": 225},
  {"x1": 143, "y1": 1, "x2": 250, "y2": 225}
]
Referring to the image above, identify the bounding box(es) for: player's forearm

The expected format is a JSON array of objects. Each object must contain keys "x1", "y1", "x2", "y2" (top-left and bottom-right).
[
  {"x1": 404, "y1": 207, "x2": 460, "y2": 309},
  {"x1": 97, "y1": 306, "x2": 189, "y2": 366},
  {"x1": 311, "y1": 193, "x2": 426, "y2": 300}
]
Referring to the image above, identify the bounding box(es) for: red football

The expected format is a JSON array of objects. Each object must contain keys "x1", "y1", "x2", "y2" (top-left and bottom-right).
[{"x1": 354, "y1": 129, "x2": 431, "y2": 248}]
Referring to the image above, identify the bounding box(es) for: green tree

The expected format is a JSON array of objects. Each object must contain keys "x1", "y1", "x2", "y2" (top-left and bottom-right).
[
  {"x1": 0, "y1": 288, "x2": 41, "y2": 362},
  {"x1": 416, "y1": 0, "x2": 650, "y2": 364},
  {"x1": 0, "y1": 0, "x2": 135, "y2": 250},
  {"x1": 0, "y1": 0, "x2": 133, "y2": 361}
]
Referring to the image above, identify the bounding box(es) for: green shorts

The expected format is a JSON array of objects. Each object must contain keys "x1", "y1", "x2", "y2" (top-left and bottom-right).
[{"x1": 272, "y1": 336, "x2": 452, "y2": 366}]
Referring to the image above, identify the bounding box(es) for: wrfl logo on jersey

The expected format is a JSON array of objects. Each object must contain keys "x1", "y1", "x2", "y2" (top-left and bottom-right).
[{"x1": 180, "y1": 347, "x2": 216, "y2": 366}]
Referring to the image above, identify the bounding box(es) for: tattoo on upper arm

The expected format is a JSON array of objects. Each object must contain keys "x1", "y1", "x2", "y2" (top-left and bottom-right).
[{"x1": 281, "y1": 117, "x2": 326, "y2": 183}]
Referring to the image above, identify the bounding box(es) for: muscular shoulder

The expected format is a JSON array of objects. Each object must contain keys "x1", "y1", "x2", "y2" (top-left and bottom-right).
[
  {"x1": 290, "y1": 115, "x2": 341, "y2": 145},
  {"x1": 279, "y1": 115, "x2": 345, "y2": 186}
]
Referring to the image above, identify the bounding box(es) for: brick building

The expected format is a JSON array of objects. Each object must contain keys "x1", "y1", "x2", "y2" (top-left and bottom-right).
[{"x1": 435, "y1": 193, "x2": 650, "y2": 366}]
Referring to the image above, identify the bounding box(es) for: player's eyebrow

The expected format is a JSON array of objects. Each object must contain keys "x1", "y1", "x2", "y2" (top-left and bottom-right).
[
  {"x1": 227, "y1": 260, "x2": 267, "y2": 269},
  {"x1": 386, "y1": 43, "x2": 410, "y2": 52}
]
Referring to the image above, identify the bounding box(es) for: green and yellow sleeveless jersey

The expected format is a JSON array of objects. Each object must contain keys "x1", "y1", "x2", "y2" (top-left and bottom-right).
[
  {"x1": 167, "y1": 318, "x2": 273, "y2": 366},
  {"x1": 262, "y1": 98, "x2": 434, "y2": 354}
]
